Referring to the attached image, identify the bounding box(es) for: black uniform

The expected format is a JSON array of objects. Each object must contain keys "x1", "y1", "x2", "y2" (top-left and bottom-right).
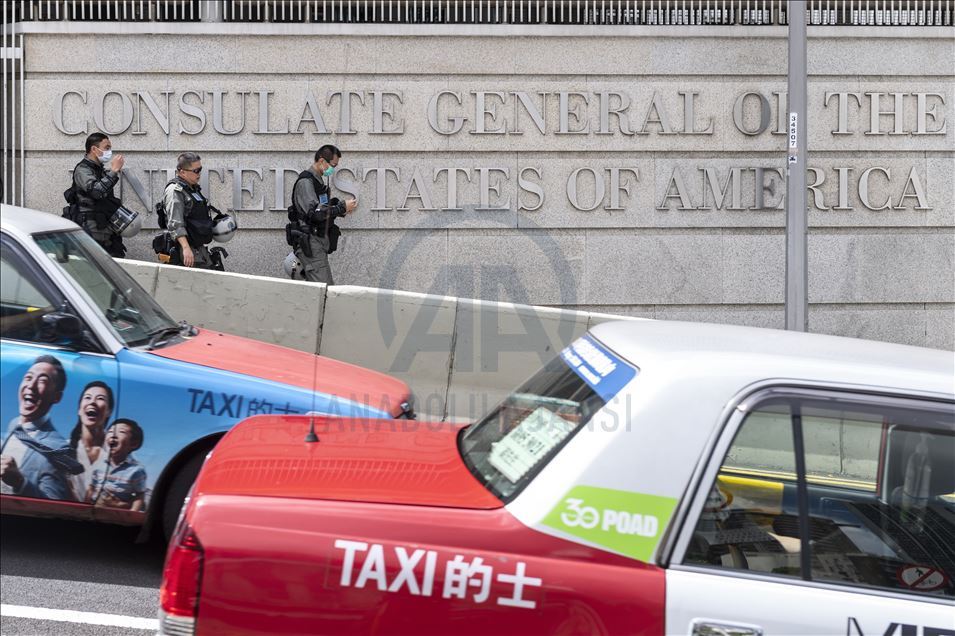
[{"x1": 72, "y1": 158, "x2": 126, "y2": 257}]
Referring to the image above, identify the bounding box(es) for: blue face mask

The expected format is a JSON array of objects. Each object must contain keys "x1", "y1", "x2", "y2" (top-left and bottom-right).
[{"x1": 323, "y1": 165, "x2": 336, "y2": 178}]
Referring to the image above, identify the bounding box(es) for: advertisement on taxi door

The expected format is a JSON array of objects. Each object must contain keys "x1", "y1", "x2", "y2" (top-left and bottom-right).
[
  {"x1": 0, "y1": 341, "x2": 367, "y2": 514},
  {"x1": 0, "y1": 350, "x2": 146, "y2": 510}
]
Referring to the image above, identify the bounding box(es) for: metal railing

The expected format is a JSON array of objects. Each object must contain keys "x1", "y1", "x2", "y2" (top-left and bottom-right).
[
  {"x1": 4, "y1": 0, "x2": 954, "y2": 26},
  {"x1": 2, "y1": 2, "x2": 23, "y2": 205}
]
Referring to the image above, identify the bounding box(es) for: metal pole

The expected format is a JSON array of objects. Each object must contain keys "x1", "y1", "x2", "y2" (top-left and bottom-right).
[
  {"x1": 785, "y1": 0, "x2": 808, "y2": 331},
  {"x1": 19, "y1": 31, "x2": 24, "y2": 206}
]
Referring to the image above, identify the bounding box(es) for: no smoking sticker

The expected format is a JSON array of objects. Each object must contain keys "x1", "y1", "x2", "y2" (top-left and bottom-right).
[{"x1": 896, "y1": 564, "x2": 949, "y2": 592}]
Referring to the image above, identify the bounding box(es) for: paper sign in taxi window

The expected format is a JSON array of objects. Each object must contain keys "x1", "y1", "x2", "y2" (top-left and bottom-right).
[{"x1": 488, "y1": 407, "x2": 576, "y2": 483}]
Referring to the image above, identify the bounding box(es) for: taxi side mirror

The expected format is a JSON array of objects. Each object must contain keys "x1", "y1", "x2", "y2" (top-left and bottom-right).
[{"x1": 41, "y1": 311, "x2": 83, "y2": 345}]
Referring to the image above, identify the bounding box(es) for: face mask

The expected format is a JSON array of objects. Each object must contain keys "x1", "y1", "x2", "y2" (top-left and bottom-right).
[
  {"x1": 98, "y1": 149, "x2": 113, "y2": 164},
  {"x1": 323, "y1": 165, "x2": 335, "y2": 178}
]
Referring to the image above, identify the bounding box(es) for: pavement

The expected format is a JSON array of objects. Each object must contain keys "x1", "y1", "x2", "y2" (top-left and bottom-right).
[{"x1": 0, "y1": 514, "x2": 164, "y2": 635}]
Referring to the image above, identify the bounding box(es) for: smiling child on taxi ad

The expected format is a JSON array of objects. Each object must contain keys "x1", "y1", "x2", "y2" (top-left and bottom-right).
[{"x1": 1, "y1": 353, "x2": 150, "y2": 511}]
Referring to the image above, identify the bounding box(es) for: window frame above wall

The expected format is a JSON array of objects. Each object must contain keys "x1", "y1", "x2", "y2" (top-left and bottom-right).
[{"x1": 6, "y1": 1, "x2": 955, "y2": 27}]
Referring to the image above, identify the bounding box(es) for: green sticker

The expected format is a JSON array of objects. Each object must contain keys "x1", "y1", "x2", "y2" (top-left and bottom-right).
[{"x1": 542, "y1": 485, "x2": 678, "y2": 562}]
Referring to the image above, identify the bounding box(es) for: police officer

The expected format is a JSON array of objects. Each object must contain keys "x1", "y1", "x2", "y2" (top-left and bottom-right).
[
  {"x1": 72, "y1": 132, "x2": 127, "y2": 257},
  {"x1": 288, "y1": 145, "x2": 356, "y2": 284},
  {"x1": 162, "y1": 152, "x2": 216, "y2": 269}
]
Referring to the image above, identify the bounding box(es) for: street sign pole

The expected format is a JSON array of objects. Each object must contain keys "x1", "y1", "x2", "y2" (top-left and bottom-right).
[{"x1": 785, "y1": 1, "x2": 808, "y2": 331}]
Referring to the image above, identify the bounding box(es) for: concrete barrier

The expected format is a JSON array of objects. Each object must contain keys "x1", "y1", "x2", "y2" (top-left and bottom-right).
[
  {"x1": 320, "y1": 286, "x2": 456, "y2": 418},
  {"x1": 140, "y1": 262, "x2": 325, "y2": 354},
  {"x1": 117, "y1": 258, "x2": 158, "y2": 297},
  {"x1": 117, "y1": 260, "x2": 636, "y2": 419}
]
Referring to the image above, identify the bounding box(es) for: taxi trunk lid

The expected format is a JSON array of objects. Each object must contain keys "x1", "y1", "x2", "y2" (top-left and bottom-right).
[{"x1": 191, "y1": 415, "x2": 502, "y2": 510}]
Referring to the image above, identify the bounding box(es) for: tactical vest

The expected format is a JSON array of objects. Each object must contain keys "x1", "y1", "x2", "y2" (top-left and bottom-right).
[
  {"x1": 166, "y1": 180, "x2": 214, "y2": 246},
  {"x1": 290, "y1": 170, "x2": 329, "y2": 232},
  {"x1": 72, "y1": 159, "x2": 121, "y2": 228}
]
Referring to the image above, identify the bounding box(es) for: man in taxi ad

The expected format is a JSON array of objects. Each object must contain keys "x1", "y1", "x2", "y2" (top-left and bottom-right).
[{"x1": 0, "y1": 356, "x2": 83, "y2": 500}]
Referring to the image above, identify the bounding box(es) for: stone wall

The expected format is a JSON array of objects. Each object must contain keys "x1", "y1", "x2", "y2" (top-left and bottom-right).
[{"x1": 18, "y1": 23, "x2": 955, "y2": 349}]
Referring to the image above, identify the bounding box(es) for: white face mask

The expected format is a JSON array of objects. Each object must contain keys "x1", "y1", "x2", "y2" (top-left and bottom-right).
[{"x1": 98, "y1": 149, "x2": 113, "y2": 164}]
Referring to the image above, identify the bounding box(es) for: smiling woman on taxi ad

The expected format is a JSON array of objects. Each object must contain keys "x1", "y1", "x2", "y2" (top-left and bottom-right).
[{"x1": 0, "y1": 355, "x2": 149, "y2": 511}]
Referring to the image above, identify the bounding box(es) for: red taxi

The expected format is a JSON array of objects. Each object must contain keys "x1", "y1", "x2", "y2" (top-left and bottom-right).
[{"x1": 159, "y1": 321, "x2": 955, "y2": 635}]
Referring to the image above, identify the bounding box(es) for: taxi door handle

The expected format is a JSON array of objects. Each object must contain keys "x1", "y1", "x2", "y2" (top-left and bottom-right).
[{"x1": 691, "y1": 619, "x2": 763, "y2": 636}]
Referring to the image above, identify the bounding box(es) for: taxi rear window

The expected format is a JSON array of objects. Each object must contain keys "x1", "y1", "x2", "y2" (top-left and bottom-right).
[{"x1": 460, "y1": 335, "x2": 636, "y2": 502}]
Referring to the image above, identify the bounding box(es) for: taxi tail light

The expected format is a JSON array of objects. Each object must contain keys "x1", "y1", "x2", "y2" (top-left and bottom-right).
[{"x1": 158, "y1": 523, "x2": 203, "y2": 635}]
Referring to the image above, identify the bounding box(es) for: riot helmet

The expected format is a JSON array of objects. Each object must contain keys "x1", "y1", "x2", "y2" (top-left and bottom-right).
[
  {"x1": 211, "y1": 210, "x2": 238, "y2": 243},
  {"x1": 108, "y1": 206, "x2": 141, "y2": 238}
]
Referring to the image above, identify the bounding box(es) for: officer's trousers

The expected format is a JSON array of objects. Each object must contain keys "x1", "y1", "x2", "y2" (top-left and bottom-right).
[
  {"x1": 82, "y1": 220, "x2": 126, "y2": 257},
  {"x1": 295, "y1": 235, "x2": 334, "y2": 285}
]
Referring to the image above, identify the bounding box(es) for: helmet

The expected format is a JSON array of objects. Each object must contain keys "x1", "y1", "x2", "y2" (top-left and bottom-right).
[
  {"x1": 211, "y1": 211, "x2": 238, "y2": 243},
  {"x1": 283, "y1": 252, "x2": 303, "y2": 279},
  {"x1": 108, "y1": 206, "x2": 142, "y2": 238},
  {"x1": 121, "y1": 212, "x2": 143, "y2": 238}
]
